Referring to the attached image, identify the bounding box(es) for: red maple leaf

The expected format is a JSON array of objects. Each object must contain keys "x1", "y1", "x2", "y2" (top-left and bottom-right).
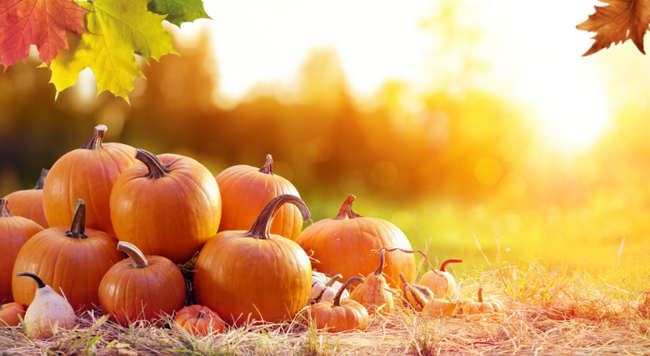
[{"x1": 0, "y1": 0, "x2": 87, "y2": 70}]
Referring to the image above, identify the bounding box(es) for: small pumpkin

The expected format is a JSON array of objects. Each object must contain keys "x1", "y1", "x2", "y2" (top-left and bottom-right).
[
  {"x1": 0, "y1": 199, "x2": 44, "y2": 303},
  {"x1": 349, "y1": 248, "x2": 395, "y2": 314},
  {"x1": 399, "y1": 273, "x2": 434, "y2": 312},
  {"x1": 308, "y1": 273, "x2": 346, "y2": 305},
  {"x1": 418, "y1": 259, "x2": 462, "y2": 299},
  {"x1": 422, "y1": 298, "x2": 460, "y2": 317},
  {"x1": 173, "y1": 305, "x2": 225, "y2": 336},
  {"x1": 460, "y1": 286, "x2": 505, "y2": 315},
  {"x1": 308, "y1": 277, "x2": 369, "y2": 333},
  {"x1": 16, "y1": 272, "x2": 75, "y2": 339},
  {"x1": 4, "y1": 168, "x2": 50, "y2": 228},
  {"x1": 98, "y1": 241, "x2": 186, "y2": 325},
  {"x1": 0, "y1": 302, "x2": 25, "y2": 326}
]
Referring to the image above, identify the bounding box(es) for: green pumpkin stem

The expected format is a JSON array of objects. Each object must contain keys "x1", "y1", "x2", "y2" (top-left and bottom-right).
[
  {"x1": 374, "y1": 249, "x2": 386, "y2": 276},
  {"x1": 0, "y1": 199, "x2": 13, "y2": 217},
  {"x1": 117, "y1": 241, "x2": 150, "y2": 269},
  {"x1": 333, "y1": 194, "x2": 363, "y2": 220},
  {"x1": 477, "y1": 286, "x2": 483, "y2": 303},
  {"x1": 66, "y1": 199, "x2": 88, "y2": 239},
  {"x1": 439, "y1": 259, "x2": 463, "y2": 272},
  {"x1": 81, "y1": 125, "x2": 107, "y2": 150},
  {"x1": 16, "y1": 272, "x2": 46, "y2": 289},
  {"x1": 34, "y1": 169, "x2": 48, "y2": 190},
  {"x1": 258, "y1": 154, "x2": 274, "y2": 175},
  {"x1": 136, "y1": 149, "x2": 170, "y2": 179},
  {"x1": 246, "y1": 195, "x2": 310, "y2": 240},
  {"x1": 332, "y1": 277, "x2": 365, "y2": 308},
  {"x1": 325, "y1": 274, "x2": 343, "y2": 288}
]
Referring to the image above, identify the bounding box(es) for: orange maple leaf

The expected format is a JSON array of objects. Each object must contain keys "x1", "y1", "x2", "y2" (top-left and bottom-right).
[
  {"x1": 577, "y1": 0, "x2": 650, "y2": 56},
  {"x1": 0, "y1": 0, "x2": 87, "y2": 70}
]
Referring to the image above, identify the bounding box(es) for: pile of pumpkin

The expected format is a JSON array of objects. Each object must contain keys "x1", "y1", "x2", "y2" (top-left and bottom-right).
[{"x1": 0, "y1": 125, "x2": 504, "y2": 338}]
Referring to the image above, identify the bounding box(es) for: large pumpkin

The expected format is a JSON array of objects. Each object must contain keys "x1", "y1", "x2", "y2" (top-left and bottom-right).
[
  {"x1": 216, "y1": 154, "x2": 303, "y2": 241},
  {"x1": 297, "y1": 194, "x2": 416, "y2": 289},
  {"x1": 43, "y1": 125, "x2": 136, "y2": 236},
  {"x1": 4, "y1": 168, "x2": 50, "y2": 228},
  {"x1": 193, "y1": 195, "x2": 312, "y2": 326},
  {"x1": 110, "y1": 149, "x2": 221, "y2": 264},
  {"x1": 11, "y1": 200, "x2": 124, "y2": 312},
  {"x1": 0, "y1": 199, "x2": 43, "y2": 303}
]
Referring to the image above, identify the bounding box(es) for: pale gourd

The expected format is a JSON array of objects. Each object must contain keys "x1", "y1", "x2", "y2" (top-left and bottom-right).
[
  {"x1": 308, "y1": 273, "x2": 346, "y2": 305},
  {"x1": 418, "y1": 259, "x2": 462, "y2": 299},
  {"x1": 423, "y1": 298, "x2": 460, "y2": 317}
]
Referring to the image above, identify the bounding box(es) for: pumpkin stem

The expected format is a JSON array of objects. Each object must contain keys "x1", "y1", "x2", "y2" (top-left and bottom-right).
[
  {"x1": 374, "y1": 249, "x2": 386, "y2": 276},
  {"x1": 325, "y1": 274, "x2": 343, "y2": 288},
  {"x1": 0, "y1": 199, "x2": 13, "y2": 217},
  {"x1": 66, "y1": 199, "x2": 88, "y2": 239},
  {"x1": 16, "y1": 272, "x2": 46, "y2": 289},
  {"x1": 117, "y1": 241, "x2": 150, "y2": 269},
  {"x1": 332, "y1": 277, "x2": 365, "y2": 308},
  {"x1": 258, "y1": 154, "x2": 274, "y2": 175},
  {"x1": 34, "y1": 168, "x2": 48, "y2": 190},
  {"x1": 477, "y1": 286, "x2": 483, "y2": 303},
  {"x1": 333, "y1": 194, "x2": 363, "y2": 220},
  {"x1": 197, "y1": 310, "x2": 205, "y2": 319},
  {"x1": 439, "y1": 259, "x2": 463, "y2": 272},
  {"x1": 81, "y1": 125, "x2": 107, "y2": 150},
  {"x1": 136, "y1": 149, "x2": 171, "y2": 179},
  {"x1": 246, "y1": 195, "x2": 310, "y2": 240},
  {"x1": 399, "y1": 272, "x2": 408, "y2": 289}
]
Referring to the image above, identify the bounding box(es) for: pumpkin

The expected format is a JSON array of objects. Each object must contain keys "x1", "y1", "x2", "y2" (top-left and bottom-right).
[
  {"x1": 422, "y1": 298, "x2": 460, "y2": 317},
  {"x1": 399, "y1": 272, "x2": 434, "y2": 312},
  {"x1": 173, "y1": 305, "x2": 225, "y2": 336},
  {"x1": 16, "y1": 272, "x2": 75, "y2": 339},
  {"x1": 4, "y1": 168, "x2": 50, "y2": 228},
  {"x1": 110, "y1": 149, "x2": 221, "y2": 263},
  {"x1": 43, "y1": 124, "x2": 136, "y2": 236},
  {"x1": 0, "y1": 199, "x2": 44, "y2": 303},
  {"x1": 418, "y1": 259, "x2": 462, "y2": 299},
  {"x1": 0, "y1": 302, "x2": 25, "y2": 326},
  {"x1": 297, "y1": 194, "x2": 416, "y2": 289},
  {"x1": 216, "y1": 154, "x2": 303, "y2": 241},
  {"x1": 11, "y1": 200, "x2": 124, "y2": 312},
  {"x1": 460, "y1": 286, "x2": 505, "y2": 315},
  {"x1": 308, "y1": 277, "x2": 369, "y2": 333},
  {"x1": 98, "y1": 241, "x2": 186, "y2": 325},
  {"x1": 308, "y1": 273, "x2": 345, "y2": 305},
  {"x1": 193, "y1": 195, "x2": 312, "y2": 326},
  {"x1": 349, "y1": 248, "x2": 395, "y2": 314}
]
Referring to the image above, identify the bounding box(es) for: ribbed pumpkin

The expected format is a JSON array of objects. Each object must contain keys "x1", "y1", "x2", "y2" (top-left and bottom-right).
[
  {"x1": 308, "y1": 277, "x2": 369, "y2": 333},
  {"x1": 110, "y1": 149, "x2": 221, "y2": 264},
  {"x1": 297, "y1": 194, "x2": 416, "y2": 289},
  {"x1": 4, "y1": 169, "x2": 50, "y2": 228},
  {"x1": 43, "y1": 125, "x2": 136, "y2": 237},
  {"x1": 173, "y1": 305, "x2": 225, "y2": 336},
  {"x1": 0, "y1": 199, "x2": 43, "y2": 303},
  {"x1": 0, "y1": 302, "x2": 25, "y2": 326},
  {"x1": 460, "y1": 286, "x2": 505, "y2": 315},
  {"x1": 193, "y1": 195, "x2": 312, "y2": 326},
  {"x1": 11, "y1": 200, "x2": 124, "y2": 312},
  {"x1": 349, "y1": 248, "x2": 395, "y2": 314},
  {"x1": 98, "y1": 242, "x2": 186, "y2": 325},
  {"x1": 216, "y1": 154, "x2": 303, "y2": 241}
]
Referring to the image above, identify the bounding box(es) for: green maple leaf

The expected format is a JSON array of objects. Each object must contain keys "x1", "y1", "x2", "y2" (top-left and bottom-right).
[
  {"x1": 148, "y1": 0, "x2": 211, "y2": 27},
  {"x1": 50, "y1": 0, "x2": 176, "y2": 102}
]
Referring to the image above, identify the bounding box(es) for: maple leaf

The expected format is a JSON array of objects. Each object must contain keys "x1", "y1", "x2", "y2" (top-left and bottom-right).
[
  {"x1": 577, "y1": 0, "x2": 650, "y2": 56},
  {"x1": 148, "y1": 0, "x2": 211, "y2": 27},
  {"x1": 49, "y1": 0, "x2": 176, "y2": 102},
  {"x1": 0, "y1": 0, "x2": 87, "y2": 70}
]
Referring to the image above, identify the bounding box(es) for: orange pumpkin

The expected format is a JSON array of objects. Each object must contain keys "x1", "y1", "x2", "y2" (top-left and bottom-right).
[
  {"x1": 0, "y1": 302, "x2": 25, "y2": 326},
  {"x1": 349, "y1": 248, "x2": 395, "y2": 314},
  {"x1": 110, "y1": 149, "x2": 221, "y2": 264},
  {"x1": 43, "y1": 125, "x2": 136, "y2": 236},
  {"x1": 308, "y1": 277, "x2": 369, "y2": 333},
  {"x1": 11, "y1": 200, "x2": 124, "y2": 312},
  {"x1": 193, "y1": 195, "x2": 312, "y2": 326},
  {"x1": 0, "y1": 199, "x2": 43, "y2": 303},
  {"x1": 4, "y1": 169, "x2": 50, "y2": 228},
  {"x1": 173, "y1": 305, "x2": 225, "y2": 336},
  {"x1": 418, "y1": 259, "x2": 462, "y2": 299},
  {"x1": 216, "y1": 154, "x2": 303, "y2": 241},
  {"x1": 460, "y1": 286, "x2": 505, "y2": 315},
  {"x1": 98, "y1": 242, "x2": 186, "y2": 325},
  {"x1": 297, "y1": 194, "x2": 416, "y2": 289}
]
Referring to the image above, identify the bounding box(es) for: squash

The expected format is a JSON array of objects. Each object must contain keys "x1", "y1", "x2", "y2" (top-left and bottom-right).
[
  {"x1": 98, "y1": 241, "x2": 186, "y2": 325},
  {"x1": 308, "y1": 277, "x2": 369, "y2": 332},
  {"x1": 43, "y1": 124, "x2": 136, "y2": 236},
  {"x1": 4, "y1": 168, "x2": 50, "y2": 228},
  {"x1": 399, "y1": 272, "x2": 434, "y2": 312},
  {"x1": 173, "y1": 305, "x2": 225, "y2": 336},
  {"x1": 418, "y1": 259, "x2": 462, "y2": 299},
  {"x1": 16, "y1": 272, "x2": 75, "y2": 339},
  {"x1": 110, "y1": 149, "x2": 221, "y2": 263},
  {"x1": 11, "y1": 200, "x2": 124, "y2": 313},
  {"x1": 0, "y1": 302, "x2": 25, "y2": 326},
  {"x1": 349, "y1": 248, "x2": 395, "y2": 314},
  {"x1": 422, "y1": 298, "x2": 460, "y2": 317},
  {"x1": 297, "y1": 194, "x2": 416, "y2": 289},
  {"x1": 308, "y1": 273, "x2": 345, "y2": 305},
  {"x1": 193, "y1": 195, "x2": 312, "y2": 326},
  {"x1": 0, "y1": 199, "x2": 43, "y2": 303},
  {"x1": 216, "y1": 154, "x2": 303, "y2": 241},
  {"x1": 460, "y1": 286, "x2": 505, "y2": 315}
]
